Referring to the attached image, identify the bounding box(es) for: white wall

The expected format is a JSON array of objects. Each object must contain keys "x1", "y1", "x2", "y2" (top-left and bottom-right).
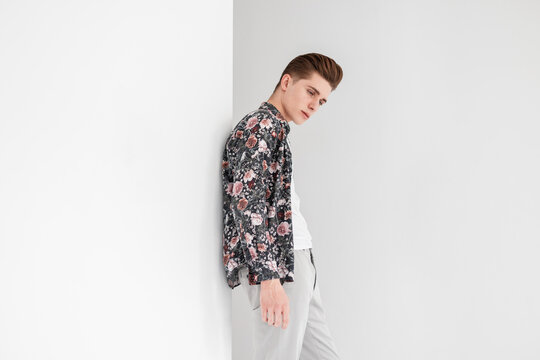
[
  {"x1": 0, "y1": 1, "x2": 232, "y2": 359},
  {"x1": 234, "y1": 1, "x2": 540, "y2": 359}
]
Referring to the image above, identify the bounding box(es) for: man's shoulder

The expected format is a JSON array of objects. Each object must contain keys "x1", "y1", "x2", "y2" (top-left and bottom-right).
[
  {"x1": 226, "y1": 106, "x2": 287, "y2": 146},
  {"x1": 234, "y1": 106, "x2": 283, "y2": 132}
]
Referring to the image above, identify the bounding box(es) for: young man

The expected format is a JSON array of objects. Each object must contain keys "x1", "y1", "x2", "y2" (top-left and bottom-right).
[{"x1": 222, "y1": 53, "x2": 343, "y2": 359}]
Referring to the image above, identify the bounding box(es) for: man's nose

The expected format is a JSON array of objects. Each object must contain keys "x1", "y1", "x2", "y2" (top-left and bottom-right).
[{"x1": 309, "y1": 100, "x2": 319, "y2": 112}]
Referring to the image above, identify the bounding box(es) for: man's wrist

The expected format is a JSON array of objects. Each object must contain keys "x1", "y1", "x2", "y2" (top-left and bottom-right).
[{"x1": 261, "y1": 278, "x2": 281, "y2": 288}]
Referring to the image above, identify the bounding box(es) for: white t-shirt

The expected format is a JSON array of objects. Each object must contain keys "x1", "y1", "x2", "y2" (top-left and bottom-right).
[{"x1": 286, "y1": 137, "x2": 313, "y2": 250}]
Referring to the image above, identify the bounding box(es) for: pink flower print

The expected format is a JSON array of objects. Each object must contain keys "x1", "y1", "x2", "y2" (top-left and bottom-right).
[
  {"x1": 277, "y1": 263, "x2": 288, "y2": 277},
  {"x1": 237, "y1": 197, "x2": 248, "y2": 211},
  {"x1": 277, "y1": 221, "x2": 291, "y2": 236},
  {"x1": 285, "y1": 210, "x2": 292, "y2": 220},
  {"x1": 258, "y1": 139, "x2": 268, "y2": 153},
  {"x1": 243, "y1": 169, "x2": 256, "y2": 181},
  {"x1": 222, "y1": 160, "x2": 229, "y2": 169},
  {"x1": 277, "y1": 199, "x2": 286, "y2": 206},
  {"x1": 231, "y1": 236, "x2": 239, "y2": 247},
  {"x1": 235, "y1": 130, "x2": 243, "y2": 138},
  {"x1": 266, "y1": 260, "x2": 278, "y2": 271},
  {"x1": 260, "y1": 118, "x2": 272, "y2": 129},
  {"x1": 232, "y1": 181, "x2": 243, "y2": 196},
  {"x1": 269, "y1": 162, "x2": 278, "y2": 173},
  {"x1": 246, "y1": 135, "x2": 257, "y2": 149},
  {"x1": 268, "y1": 206, "x2": 275, "y2": 218},
  {"x1": 251, "y1": 212, "x2": 263, "y2": 226},
  {"x1": 244, "y1": 232, "x2": 253, "y2": 245},
  {"x1": 262, "y1": 160, "x2": 268, "y2": 171},
  {"x1": 249, "y1": 246, "x2": 257, "y2": 260},
  {"x1": 227, "y1": 259, "x2": 238, "y2": 271},
  {"x1": 226, "y1": 182, "x2": 233, "y2": 195},
  {"x1": 246, "y1": 117, "x2": 258, "y2": 129},
  {"x1": 258, "y1": 243, "x2": 267, "y2": 252}
]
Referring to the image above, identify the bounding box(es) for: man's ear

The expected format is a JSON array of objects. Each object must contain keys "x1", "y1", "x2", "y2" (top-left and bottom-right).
[{"x1": 281, "y1": 74, "x2": 292, "y2": 90}]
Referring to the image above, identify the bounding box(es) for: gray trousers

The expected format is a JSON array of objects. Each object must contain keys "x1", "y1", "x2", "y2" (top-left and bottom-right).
[{"x1": 238, "y1": 248, "x2": 341, "y2": 360}]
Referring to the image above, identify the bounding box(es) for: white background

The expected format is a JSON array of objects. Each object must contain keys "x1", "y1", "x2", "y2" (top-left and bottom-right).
[
  {"x1": 0, "y1": 1, "x2": 232, "y2": 359},
  {"x1": 233, "y1": 1, "x2": 540, "y2": 359}
]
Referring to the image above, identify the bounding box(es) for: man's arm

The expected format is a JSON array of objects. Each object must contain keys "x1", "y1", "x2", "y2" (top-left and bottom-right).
[
  {"x1": 229, "y1": 117, "x2": 290, "y2": 329},
  {"x1": 229, "y1": 118, "x2": 280, "y2": 282}
]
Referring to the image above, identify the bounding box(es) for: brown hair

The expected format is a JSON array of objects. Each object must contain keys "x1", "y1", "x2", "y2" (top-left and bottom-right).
[{"x1": 273, "y1": 53, "x2": 343, "y2": 93}]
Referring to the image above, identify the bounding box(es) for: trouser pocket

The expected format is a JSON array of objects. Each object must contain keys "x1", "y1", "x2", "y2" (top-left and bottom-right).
[
  {"x1": 309, "y1": 249, "x2": 314, "y2": 266},
  {"x1": 309, "y1": 249, "x2": 317, "y2": 290}
]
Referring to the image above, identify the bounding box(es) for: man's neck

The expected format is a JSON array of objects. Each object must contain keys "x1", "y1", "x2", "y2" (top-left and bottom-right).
[{"x1": 266, "y1": 96, "x2": 290, "y2": 122}]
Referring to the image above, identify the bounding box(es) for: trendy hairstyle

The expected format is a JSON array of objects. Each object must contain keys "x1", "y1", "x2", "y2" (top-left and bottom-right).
[{"x1": 273, "y1": 53, "x2": 343, "y2": 93}]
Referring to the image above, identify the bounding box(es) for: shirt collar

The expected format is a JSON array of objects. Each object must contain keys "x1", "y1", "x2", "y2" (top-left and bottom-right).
[{"x1": 259, "y1": 101, "x2": 290, "y2": 134}]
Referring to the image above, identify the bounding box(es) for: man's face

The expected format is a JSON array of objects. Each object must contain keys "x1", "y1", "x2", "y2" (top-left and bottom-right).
[{"x1": 281, "y1": 72, "x2": 332, "y2": 125}]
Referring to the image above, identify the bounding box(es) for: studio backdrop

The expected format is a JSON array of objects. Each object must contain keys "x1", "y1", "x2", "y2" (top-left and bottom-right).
[{"x1": 233, "y1": 1, "x2": 540, "y2": 359}]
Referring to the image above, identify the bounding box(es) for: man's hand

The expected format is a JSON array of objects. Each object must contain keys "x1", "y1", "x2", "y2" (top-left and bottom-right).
[{"x1": 260, "y1": 279, "x2": 289, "y2": 329}]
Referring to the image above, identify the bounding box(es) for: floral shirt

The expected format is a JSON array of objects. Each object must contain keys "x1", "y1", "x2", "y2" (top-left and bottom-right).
[{"x1": 221, "y1": 101, "x2": 294, "y2": 289}]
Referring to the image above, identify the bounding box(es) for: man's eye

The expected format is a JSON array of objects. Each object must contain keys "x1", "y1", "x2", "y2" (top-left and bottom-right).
[{"x1": 307, "y1": 90, "x2": 314, "y2": 95}]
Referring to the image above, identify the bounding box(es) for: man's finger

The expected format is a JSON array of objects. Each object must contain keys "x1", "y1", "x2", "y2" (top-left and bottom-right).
[
  {"x1": 273, "y1": 309, "x2": 282, "y2": 328},
  {"x1": 267, "y1": 308, "x2": 275, "y2": 326},
  {"x1": 282, "y1": 307, "x2": 290, "y2": 329}
]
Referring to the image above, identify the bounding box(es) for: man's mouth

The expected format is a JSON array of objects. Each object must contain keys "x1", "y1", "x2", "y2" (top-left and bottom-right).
[{"x1": 301, "y1": 111, "x2": 309, "y2": 119}]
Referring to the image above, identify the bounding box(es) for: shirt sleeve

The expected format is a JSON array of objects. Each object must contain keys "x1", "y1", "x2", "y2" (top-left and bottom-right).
[{"x1": 229, "y1": 117, "x2": 281, "y2": 284}]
